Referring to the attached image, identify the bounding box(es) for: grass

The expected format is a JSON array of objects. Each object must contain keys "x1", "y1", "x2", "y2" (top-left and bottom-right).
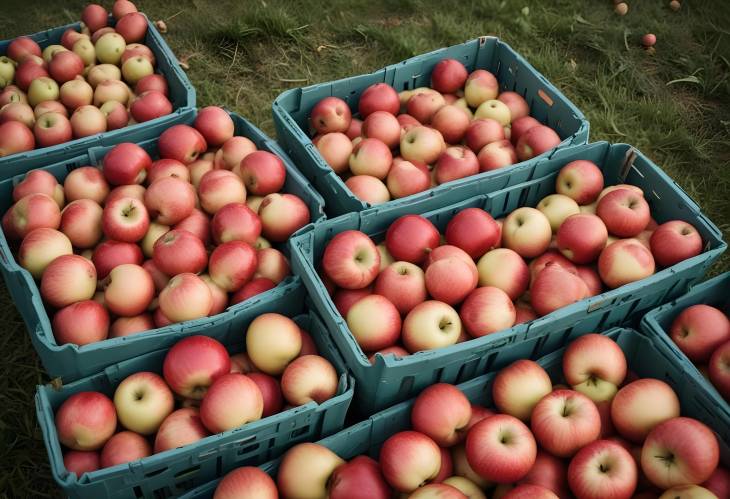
[{"x1": 1, "y1": 0, "x2": 729, "y2": 496}]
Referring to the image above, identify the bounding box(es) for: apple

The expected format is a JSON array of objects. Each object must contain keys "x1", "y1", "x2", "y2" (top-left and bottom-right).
[
  {"x1": 516, "y1": 125, "x2": 561, "y2": 161},
  {"x1": 315, "y1": 132, "x2": 352, "y2": 173},
  {"x1": 435, "y1": 146, "x2": 479, "y2": 184},
  {"x1": 346, "y1": 294, "x2": 401, "y2": 352},
  {"x1": 280, "y1": 354, "x2": 338, "y2": 406},
  {"x1": 402, "y1": 300, "x2": 462, "y2": 353},
  {"x1": 212, "y1": 467, "x2": 278, "y2": 499},
  {"x1": 15, "y1": 61, "x2": 49, "y2": 93},
  {"x1": 40, "y1": 254, "x2": 96, "y2": 308},
  {"x1": 116, "y1": 12, "x2": 148, "y2": 43},
  {"x1": 0, "y1": 120, "x2": 35, "y2": 156},
  {"x1": 669, "y1": 304, "x2": 730, "y2": 363},
  {"x1": 358, "y1": 83, "x2": 399, "y2": 117},
  {"x1": 49, "y1": 51, "x2": 84, "y2": 83},
  {"x1": 130, "y1": 90, "x2": 173, "y2": 122},
  {"x1": 557, "y1": 214, "x2": 608, "y2": 264},
  {"x1": 386, "y1": 214, "x2": 440, "y2": 264},
  {"x1": 322, "y1": 230, "x2": 380, "y2": 289},
  {"x1": 464, "y1": 118, "x2": 504, "y2": 153},
  {"x1": 87, "y1": 64, "x2": 122, "y2": 88},
  {"x1": 235, "y1": 150, "x2": 286, "y2": 196},
  {"x1": 348, "y1": 138, "x2": 393, "y2": 179},
  {"x1": 431, "y1": 105, "x2": 470, "y2": 144},
  {"x1": 59, "y1": 79, "x2": 93, "y2": 110},
  {"x1": 158, "y1": 124, "x2": 208, "y2": 164},
  {"x1": 235, "y1": 372, "x2": 281, "y2": 418},
  {"x1": 408, "y1": 484, "x2": 468, "y2": 498},
  {"x1": 0, "y1": 102, "x2": 35, "y2": 128},
  {"x1": 531, "y1": 390, "x2": 602, "y2": 457},
  {"x1": 52, "y1": 300, "x2": 109, "y2": 346},
  {"x1": 441, "y1": 477, "x2": 486, "y2": 499},
  {"x1": 257, "y1": 193, "x2": 309, "y2": 242},
  {"x1": 502, "y1": 484, "x2": 558, "y2": 499},
  {"x1": 102, "y1": 196, "x2": 149, "y2": 243},
  {"x1": 63, "y1": 450, "x2": 100, "y2": 477},
  {"x1": 90, "y1": 240, "x2": 142, "y2": 280},
  {"x1": 18, "y1": 227, "x2": 72, "y2": 278},
  {"x1": 641, "y1": 417, "x2": 719, "y2": 489},
  {"x1": 113, "y1": 371, "x2": 174, "y2": 435},
  {"x1": 380, "y1": 431, "x2": 442, "y2": 492},
  {"x1": 10, "y1": 169, "x2": 60, "y2": 206},
  {"x1": 0, "y1": 56, "x2": 15, "y2": 85},
  {"x1": 466, "y1": 414, "x2": 537, "y2": 483},
  {"x1": 109, "y1": 313, "x2": 155, "y2": 338},
  {"x1": 411, "y1": 383, "x2": 471, "y2": 447},
  {"x1": 567, "y1": 439, "x2": 637, "y2": 499},
  {"x1": 596, "y1": 188, "x2": 650, "y2": 237},
  {"x1": 55, "y1": 391, "x2": 117, "y2": 451},
  {"x1": 210, "y1": 202, "x2": 260, "y2": 246},
  {"x1": 397, "y1": 112, "x2": 420, "y2": 131},
  {"x1": 34, "y1": 100, "x2": 68, "y2": 119},
  {"x1": 103, "y1": 263, "x2": 154, "y2": 317},
  {"x1": 215, "y1": 136, "x2": 257, "y2": 170},
  {"x1": 464, "y1": 69, "x2": 498, "y2": 107},
  {"x1": 492, "y1": 359, "x2": 552, "y2": 421},
  {"x1": 173, "y1": 209, "x2": 210, "y2": 247},
  {"x1": 254, "y1": 247, "x2": 290, "y2": 283},
  {"x1": 310, "y1": 96, "x2": 351, "y2": 134},
  {"x1": 7, "y1": 192, "x2": 61, "y2": 240},
  {"x1": 153, "y1": 407, "x2": 209, "y2": 453},
  {"x1": 496, "y1": 91, "x2": 529, "y2": 120},
  {"x1": 82, "y1": 4, "x2": 108, "y2": 32},
  {"x1": 610, "y1": 378, "x2": 680, "y2": 444},
  {"x1": 333, "y1": 287, "x2": 371, "y2": 316},
  {"x1": 650, "y1": 220, "x2": 703, "y2": 267},
  {"x1": 99, "y1": 431, "x2": 152, "y2": 468},
  {"x1": 425, "y1": 256, "x2": 478, "y2": 305},
  {"x1": 209, "y1": 241, "x2": 257, "y2": 292},
  {"x1": 7, "y1": 36, "x2": 42, "y2": 63},
  {"x1": 386, "y1": 157, "x2": 431, "y2": 198},
  {"x1": 199, "y1": 373, "x2": 263, "y2": 433},
  {"x1": 63, "y1": 166, "x2": 109, "y2": 204},
  {"x1": 148, "y1": 159, "x2": 189, "y2": 184},
  {"x1": 518, "y1": 450, "x2": 568, "y2": 497},
  {"x1": 329, "y1": 455, "x2": 391, "y2": 499},
  {"x1": 598, "y1": 239, "x2": 656, "y2": 289},
  {"x1": 709, "y1": 339, "x2": 730, "y2": 400},
  {"x1": 502, "y1": 207, "x2": 552, "y2": 258},
  {"x1": 72, "y1": 37, "x2": 95, "y2": 66},
  {"x1": 33, "y1": 111, "x2": 73, "y2": 147},
  {"x1": 27, "y1": 77, "x2": 60, "y2": 109},
  {"x1": 345, "y1": 175, "x2": 390, "y2": 205},
  {"x1": 703, "y1": 467, "x2": 730, "y2": 499},
  {"x1": 563, "y1": 333, "x2": 627, "y2": 401},
  {"x1": 529, "y1": 250, "x2": 577, "y2": 284},
  {"x1": 162, "y1": 335, "x2": 230, "y2": 399},
  {"x1": 476, "y1": 139, "x2": 517, "y2": 171},
  {"x1": 152, "y1": 229, "x2": 207, "y2": 275},
  {"x1": 0, "y1": 86, "x2": 28, "y2": 109},
  {"x1": 373, "y1": 261, "x2": 427, "y2": 315},
  {"x1": 537, "y1": 194, "x2": 581, "y2": 233},
  {"x1": 277, "y1": 443, "x2": 345, "y2": 498},
  {"x1": 476, "y1": 248, "x2": 529, "y2": 300},
  {"x1": 245, "y1": 313, "x2": 302, "y2": 375},
  {"x1": 444, "y1": 208, "x2": 500, "y2": 260},
  {"x1": 198, "y1": 169, "x2": 246, "y2": 214},
  {"x1": 102, "y1": 142, "x2": 150, "y2": 186},
  {"x1": 94, "y1": 32, "x2": 126, "y2": 65},
  {"x1": 230, "y1": 277, "x2": 276, "y2": 305},
  {"x1": 556, "y1": 160, "x2": 604, "y2": 205},
  {"x1": 362, "y1": 110, "x2": 401, "y2": 148},
  {"x1": 121, "y1": 56, "x2": 153, "y2": 85},
  {"x1": 159, "y1": 273, "x2": 213, "y2": 323},
  {"x1": 136, "y1": 74, "x2": 168, "y2": 96},
  {"x1": 475, "y1": 99, "x2": 511, "y2": 126},
  {"x1": 144, "y1": 176, "x2": 196, "y2": 225},
  {"x1": 429, "y1": 59, "x2": 468, "y2": 93},
  {"x1": 400, "y1": 125, "x2": 444, "y2": 165},
  {"x1": 407, "y1": 91, "x2": 446, "y2": 124}
]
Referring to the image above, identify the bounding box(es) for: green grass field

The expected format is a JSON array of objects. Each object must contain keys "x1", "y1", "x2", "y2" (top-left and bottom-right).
[{"x1": 1, "y1": 0, "x2": 729, "y2": 496}]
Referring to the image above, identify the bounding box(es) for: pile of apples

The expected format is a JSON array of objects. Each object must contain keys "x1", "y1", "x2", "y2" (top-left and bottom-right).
[
  {"x1": 0, "y1": 1, "x2": 174, "y2": 157},
  {"x1": 54, "y1": 315, "x2": 341, "y2": 475},
  {"x1": 207, "y1": 333, "x2": 728, "y2": 499},
  {"x1": 317, "y1": 158, "x2": 705, "y2": 358},
  {"x1": 2, "y1": 106, "x2": 311, "y2": 345},
  {"x1": 668, "y1": 302, "x2": 730, "y2": 401},
  {"x1": 309, "y1": 58, "x2": 563, "y2": 205}
]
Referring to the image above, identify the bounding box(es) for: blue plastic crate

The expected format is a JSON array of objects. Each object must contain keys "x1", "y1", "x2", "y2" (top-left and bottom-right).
[
  {"x1": 0, "y1": 15, "x2": 195, "y2": 179},
  {"x1": 272, "y1": 36, "x2": 589, "y2": 216},
  {"x1": 179, "y1": 327, "x2": 730, "y2": 498},
  {"x1": 36, "y1": 294, "x2": 354, "y2": 499},
  {"x1": 288, "y1": 141, "x2": 726, "y2": 415},
  {"x1": 0, "y1": 110, "x2": 325, "y2": 382},
  {"x1": 641, "y1": 272, "x2": 730, "y2": 411}
]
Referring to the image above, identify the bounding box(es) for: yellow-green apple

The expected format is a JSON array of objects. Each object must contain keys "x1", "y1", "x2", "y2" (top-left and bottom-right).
[
  {"x1": 215, "y1": 136, "x2": 257, "y2": 170},
  {"x1": 52, "y1": 300, "x2": 109, "y2": 345},
  {"x1": 556, "y1": 213, "x2": 609, "y2": 264},
  {"x1": 211, "y1": 202, "x2": 260, "y2": 245},
  {"x1": 258, "y1": 193, "x2": 310, "y2": 241},
  {"x1": 152, "y1": 229, "x2": 207, "y2": 275},
  {"x1": 346, "y1": 175, "x2": 391, "y2": 205},
  {"x1": 362, "y1": 110, "x2": 401, "y2": 148},
  {"x1": 349, "y1": 138, "x2": 393, "y2": 179},
  {"x1": 15, "y1": 61, "x2": 48, "y2": 93},
  {"x1": 0, "y1": 102, "x2": 35, "y2": 128},
  {"x1": 0, "y1": 56, "x2": 15, "y2": 86},
  {"x1": 254, "y1": 247, "x2": 290, "y2": 283},
  {"x1": 537, "y1": 194, "x2": 580, "y2": 233},
  {"x1": 464, "y1": 69, "x2": 498, "y2": 107},
  {"x1": 386, "y1": 157, "x2": 431, "y2": 199},
  {"x1": 145, "y1": 178, "x2": 196, "y2": 226},
  {"x1": 130, "y1": 90, "x2": 173, "y2": 122},
  {"x1": 402, "y1": 300, "x2": 461, "y2": 352},
  {"x1": 70, "y1": 104, "x2": 107, "y2": 138},
  {"x1": 442, "y1": 477, "x2": 486, "y2": 499},
  {"x1": 238, "y1": 150, "x2": 286, "y2": 195},
  {"x1": 199, "y1": 373, "x2": 263, "y2": 433},
  {"x1": 63, "y1": 166, "x2": 109, "y2": 203},
  {"x1": 33, "y1": 111, "x2": 72, "y2": 147},
  {"x1": 103, "y1": 263, "x2": 154, "y2": 316},
  {"x1": 476, "y1": 248, "x2": 529, "y2": 300},
  {"x1": 670, "y1": 304, "x2": 730, "y2": 363},
  {"x1": 116, "y1": 12, "x2": 148, "y2": 43},
  {"x1": 277, "y1": 443, "x2": 345, "y2": 498},
  {"x1": 55, "y1": 391, "x2": 117, "y2": 451},
  {"x1": 431, "y1": 104, "x2": 470, "y2": 144},
  {"x1": 400, "y1": 125, "x2": 445, "y2": 164},
  {"x1": 576, "y1": 265, "x2": 603, "y2": 296},
  {"x1": 431, "y1": 59, "x2": 468, "y2": 93},
  {"x1": 246, "y1": 372, "x2": 283, "y2": 417},
  {"x1": 121, "y1": 55, "x2": 153, "y2": 85},
  {"x1": 72, "y1": 38, "x2": 95, "y2": 66},
  {"x1": 158, "y1": 124, "x2": 208, "y2": 164},
  {"x1": 109, "y1": 313, "x2": 155, "y2": 338},
  {"x1": 310, "y1": 96, "x2": 351, "y2": 134},
  {"x1": 425, "y1": 256, "x2": 478, "y2": 305},
  {"x1": 703, "y1": 466, "x2": 730, "y2": 498},
  {"x1": 136, "y1": 74, "x2": 168, "y2": 96},
  {"x1": 82, "y1": 4, "x2": 108, "y2": 32},
  {"x1": 452, "y1": 443, "x2": 490, "y2": 489},
  {"x1": 26, "y1": 76, "x2": 58, "y2": 108},
  {"x1": 230, "y1": 277, "x2": 276, "y2": 306},
  {"x1": 49, "y1": 51, "x2": 84, "y2": 83},
  {"x1": 374, "y1": 261, "x2": 427, "y2": 315},
  {"x1": 435, "y1": 146, "x2": 479, "y2": 184},
  {"x1": 709, "y1": 339, "x2": 730, "y2": 399},
  {"x1": 386, "y1": 214, "x2": 440, "y2": 264},
  {"x1": 113, "y1": 371, "x2": 174, "y2": 435},
  {"x1": 498, "y1": 91, "x2": 530, "y2": 121},
  {"x1": 466, "y1": 118, "x2": 505, "y2": 152},
  {"x1": 562, "y1": 333, "x2": 627, "y2": 402},
  {"x1": 347, "y1": 294, "x2": 401, "y2": 351},
  {"x1": 556, "y1": 160, "x2": 604, "y2": 205},
  {"x1": 567, "y1": 439, "x2": 637, "y2": 499},
  {"x1": 380, "y1": 431, "x2": 441, "y2": 492},
  {"x1": 531, "y1": 390, "x2": 601, "y2": 457},
  {"x1": 245, "y1": 313, "x2": 301, "y2": 374},
  {"x1": 63, "y1": 450, "x2": 100, "y2": 476},
  {"x1": 598, "y1": 239, "x2": 655, "y2": 288},
  {"x1": 213, "y1": 467, "x2": 278, "y2": 499},
  {"x1": 34, "y1": 100, "x2": 67, "y2": 119},
  {"x1": 492, "y1": 359, "x2": 552, "y2": 421},
  {"x1": 102, "y1": 196, "x2": 149, "y2": 243},
  {"x1": 0, "y1": 120, "x2": 34, "y2": 157},
  {"x1": 92, "y1": 240, "x2": 143, "y2": 278},
  {"x1": 99, "y1": 431, "x2": 152, "y2": 468},
  {"x1": 377, "y1": 242, "x2": 395, "y2": 271},
  {"x1": 148, "y1": 159, "x2": 189, "y2": 184},
  {"x1": 477, "y1": 139, "x2": 517, "y2": 171},
  {"x1": 516, "y1": 125, "x2": 561, "y2": 161},
  {"x1": 95, "y1": 32, "x2": 127, "y2": 65},
  {"x1": 60, "y1": 79, "x2": 93, "y2": 109},
  {"x1": 154, "y1": 408, "x2": 209, "y2": 453},
  {"x1": 163, "y1": 335, "x2": 230, "y2": 399},
  {"x1": 159, "y1": 273, "x2": 213, "y2": 323},
  {"x1": 611, "y1": 378, "x2": 680, "y2": 443},
  {"x1": 518, "y1": 450, "x2": 568, "y2": 497},
  {"x1": 315, "y1": 132, "x2": 352, "y2": 173},
  {"x1": 18, "y1": 227, "x2": 72, "y2": 278},
  {"x1": 650, "y1": 220, "x2": 703, "y2": 267},
  {"x1": 641, "y1": 417, "x2": 719, "y2": 489},
  {"x1": 7, "y1": 36, "x2": 42, "y2": 63},
  {"x1": 658, "y1": 485, "x2": 718, "y2": 499},
  {"x1": 333, "y1": 287, "x2": 371, "y2": 316},
  {"x1": 358, "y1": 83, "x2": 399, "y2": 117},
  {"x1": 475, "y1": 99, "x2": 511, "y2": 125},
  {"x1": 596, "y1": 188, "x2": 650, "y2": 237},
  {"x1": 323, "y1": 230, "x2": 380, "y2": 288},
  {"x1": 411, "y1": 383, "x2": 471, "y2": 447},
  {"x1": 407, "y1": 91, "x2": 446, "y2": 124},
  {"x1": 328, "y1": 455, "x2": 391, "y2": 499},
  {"x1": 281, "y1": 354, "x2": 338, "y2": 406},
  {"x1": 445, "y1": 208, "x2": 500, "y2": 260},
  {"x1": 409, "y1": 483, "x2": 468, "y2": 498},
  {"x1": 198, "y1": 169, "x2": 246, "y2": 214},
  {"x1": 502, "y1": 207, "x2": 552, "y2": 258},
  {"x1": 40, "y1": 254, "x2": 95, "y2": 308},
  {"x1": 207, "y1": 241, "x2": 256, "y2": 292},
  {"x1": 466, "y1": 414, "x2": 536, "y2": 483}
]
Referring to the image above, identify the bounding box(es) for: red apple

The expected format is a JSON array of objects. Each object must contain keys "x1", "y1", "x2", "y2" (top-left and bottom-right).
[
  {"x1": 40, "y1": 254, "x2": 96, "y2": 308},
  {"x1": 277, "y1": 443, "x2": 345, "y2": 498},
  {"x1": 7, "y1": 36, "x2": 42, "y2": 63},
  {"x1": 345, "y1": 175, "x2": 390, "y2": 205},
  {"x1": 346, "y1": 294, "x2": 401, "y2": 352},
  {"x1": 208, "y1": 241, "x2": 257, "y2": 292},
  {"x1": 215, "y1": 136, "x2": 257, "y2": 170},
  {"x1": 329, "y1": 455, "x2": 391, "y2": 499},
  {"x1": 476, "y1": 248, "x2": 529, "y2": 301},
  {"x1": 281, "y1": 354, "x2": 338, "y2": 406},
  {"x1": 130, "y1": 90, "x2": 173, "y2": 122},
  {"x1": 33, "y1": 112, "x2": 73, "y2": 147},
  {"x1": 518, "y1": 450, "x2": 568, "y2": 497},
  {"x1": 650, "y1": 220, "x2": 703, "y2": 267},
  {"x1": 362, "y1": 110, "x2": 401, "y2": 148},
  {"x1": 563, "y1": 333, "x2": 627, "y2": 401},
  {"x1": 380, "y1": 431, "x2": 442, "y2": 492},
  {"x1": 116, "y1": 12, "x2": 148, "y2": 43},
  {"x1": 213, "y1": 466, "x2": 278, "y2": 499},
  {"x1": 557, "y1": 214, "x2": 609, "y2": 264},
  {"x1": 598, "y1": 239, "x2": 655, "y2": 289},
  {"x1": 92, "y1": 240, "x2": 143, "y2": 279},
  {"x1": 135, "y1": 74, "x2": 168, "y2": 96},
  {"x1": 386, "y1": 157, "x2": 431, "y2": 199},
  {"x1": 175, "y1": 208, "x2": 212, "y2": 245},
  {"x1": 0, "y1": 102, "x2": 35, "y2": 128},
  {"x1": 63, "y1": 450, "x2": 100, "y2": 477},
  {"x1": 464, "y1": 69, "x2": 498, "y2": 108},
  {"x1": 611, "y1": 378, "x2": 680, "y2": 443},
  {"x1": 435, "y1": 146, "x2": 479, "y2": 184},
  {"x1": 530, "y1": 390, "x2": 601, "y2": 457},
  {"x1": 445, "y1": 208, "x2": 500, "y2": 260},
  {"x1": 567, "y1": 439, "x2": 637, "y2": 499},
  {"x1": 102, "y1": 143, "x2": 150, "y2": 185},
  {"x1": 200, "y1": 373, "x2": 263, "y2": 433},
  {"x1": 431, "y1": 105, "x2": 470, "y2": 144},
  {"x1": 18, "y1": 227, "x2": 72, "y2": 278},
  {"x1": 400, "y1": 125, "x2": 445, "y2": 165},
  {"x1": 49, "y1": 51, "x2": 84, "y2": 83},
  {"x1": 515, "y1": 125, "x2": 561, "y2": 161},
  {"x1": 477, "y1": 139, "x2": 517, "y2": 171},
  {"x1": 556, "y1": 160, "x2": 604, "y2": 205},
  {"x1": 310, "y1": 96, "x2": 351, "y2": 134},
  {"x1": 82, "y1": 4, "x2": 108, "y2": 32},
  {"x1": 425, "y1": 256, "x2": 478, "y2": 305},
  {"x1": 144, "y1": 176, "x2": 196, "y2": 225},
  {"x1": 373, "y1": 261, "x2": 427, "y2": 315},
  {"x1": 102, "y1": 196, "x2": 149, "y2": 243},
  {"x1": 385, "y1": 214, "x2": 440, "y2": 264},
  {"x1": 230, "y1": 277, "x2": 276, "y2": 305},
  {"x1": 359, "y1": 83, "x2": 399, "y2": 118},
  {"x1": 153, "y1": 408, "x2": 209, "y2": 453},
  {"x1": 238, "y1": 150, "x2": 286, "y2": 195},
  {"x1": 492, "y1": 359, "x2": 552, "y2": 422},
  {"x1": 158, "y1": 124, "x2": 207, "y2": 164},
  {"x1": 411, "y1": 383, "x2": 471, "y2": 447},
  {"x1": 670, "y1": 304, "x2": 730, "y2": 364},
  {"x1": 152, "y1": 229, "x2": 207, "y2": 275},
  {"x1": 109, "y1": 313, "x2": 155, "y2": 337},
  {"x1": 0, "y1": 120, "x2": 35, "y2": 157},
  {"x1": 254, "y1": 247, "x2": 290, "y2": 283},
  {"x1": 322, "y1": 230, "x2": 380, "y2": 289},
  {"x1": 466, "y1": 414, "x2": 537, "y2": 483},
  {"x1": 703, "y1": 467, "x2": 730, "y2": 499},
  {"x1": 103, "y1": 263, "x2": 155, "y2": 316},
  {"x1": 55, "y1": 392, "x2": 117, "y2": 451},
  {"x1": 596, "y1": 189, "x2": 650, "y2": 238},
  {"x1": 163, "y1": 336, "x2": 230, "y2": 399},
  {"x1": 159, "y1": 273, "x2": 213, "y2": 323},
  {"x1": 709, "y1": 339, "x2": 730, "y2": 400},
  {"x1": 194, "y1": 106, "x2": 234, "y2": 147},
  {"x1": 63, "y1": 166, "x2": 109, "y2": 204},
  {"x1": 53, "y1": 300, "x2": 109, "y2": 346},
  {"x1": 198, "y1": 169, "x2": 246, "y2": 214},
  {"x1": 431, "y1": 59, "x2": 468, "y2": 93}
]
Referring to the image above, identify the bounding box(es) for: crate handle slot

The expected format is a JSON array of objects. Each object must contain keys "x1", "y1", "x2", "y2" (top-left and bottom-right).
[{"x1": 537, "y1": 89, "x2": 553, "y2": 107}]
